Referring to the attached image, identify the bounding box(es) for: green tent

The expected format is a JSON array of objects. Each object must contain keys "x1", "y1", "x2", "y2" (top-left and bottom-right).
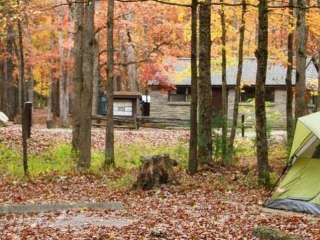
[{"x1": 267, "y1": 112, "x2": 320, "y2": 215}]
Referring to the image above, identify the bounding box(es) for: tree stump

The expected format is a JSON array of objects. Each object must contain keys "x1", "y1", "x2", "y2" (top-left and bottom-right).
[{"x1": 133, "y1": 154, "x2": 178, "y2": 190}]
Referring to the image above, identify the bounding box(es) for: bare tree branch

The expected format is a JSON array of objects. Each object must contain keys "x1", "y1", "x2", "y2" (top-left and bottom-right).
[
  {"x1": 100, "y1": 40, "x2": 170, "y2": 68},
  {"x1": 35, "y1": 0, "x2": 320, "y2": 11}
]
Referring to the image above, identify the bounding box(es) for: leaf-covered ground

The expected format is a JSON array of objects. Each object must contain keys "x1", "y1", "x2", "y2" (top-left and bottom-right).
[
  {"x1": 0, "y1": 125, "x2": 189, "y2": 153},
  {"x1": 0, "y1": 171, "x2": 319, "y2": 239},
  {"x1": 0, "y1": 125, "x2": 319, "y2": 239}
]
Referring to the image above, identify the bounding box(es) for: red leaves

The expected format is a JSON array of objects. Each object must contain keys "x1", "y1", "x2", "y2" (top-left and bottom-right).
[
  {"x1": 141, "y1": 61, "x2": 175, "y2": 91},
  {"x1": 0, "y1": 170, "x2": 319, "y2": 239}
]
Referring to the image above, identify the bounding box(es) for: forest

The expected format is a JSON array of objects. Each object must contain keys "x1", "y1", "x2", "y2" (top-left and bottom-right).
[{"x1": 0, "y1": 0, "x2": 320, "y2": 239}]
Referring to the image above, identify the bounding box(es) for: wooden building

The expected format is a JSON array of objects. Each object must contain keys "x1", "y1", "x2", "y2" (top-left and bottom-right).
[{"x1": 148, "y1": 58, "x2": 319, "y2": 128}]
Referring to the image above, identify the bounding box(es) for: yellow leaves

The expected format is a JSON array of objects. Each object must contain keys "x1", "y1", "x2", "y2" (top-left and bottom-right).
[
  {"x1": 32, "y1": 65, "x2": 49, "y2": 97},
  {"x1": 31, "y1": 31, "x2": 51, "y2": 51},
  {"x1": 307, "y1": 12, "x2": 320, "y2": 39}
]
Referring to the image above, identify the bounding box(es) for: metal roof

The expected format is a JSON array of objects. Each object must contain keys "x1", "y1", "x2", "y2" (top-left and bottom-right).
[
  {"x1": 114, "y1": 91, "x2": 142, "y2": 98},
  {"x1": 155, "y1": 57, "x2": 318, "y2": 86}
]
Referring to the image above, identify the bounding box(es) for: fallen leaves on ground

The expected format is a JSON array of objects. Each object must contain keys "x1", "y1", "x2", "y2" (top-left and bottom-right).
[
  {"x1": 0, "y1": 125, "x2": 319, "y2": 239},
  {"x1": 0, "y1": 170, "x2": 319, "y2": 239},
  {"x1": 0, "y1": 125, "x2": 189, "y2": 153}
]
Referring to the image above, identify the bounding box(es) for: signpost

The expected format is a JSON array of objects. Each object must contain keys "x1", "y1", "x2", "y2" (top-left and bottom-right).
[
  {"x1": 24, "y1": 102, "x2": 32, "y2": 138},
  {"x1": 22, "y1": 102, "x2": 32, "y2": 176}
]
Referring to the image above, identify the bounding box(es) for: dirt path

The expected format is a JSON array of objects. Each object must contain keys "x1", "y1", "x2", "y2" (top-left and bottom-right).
[{"x1": 0, "y1": 201, "x2": 122, "y2": 214}]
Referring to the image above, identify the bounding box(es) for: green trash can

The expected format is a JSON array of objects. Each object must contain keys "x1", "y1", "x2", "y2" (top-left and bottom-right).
[{"x1": 98, "y1": 95, "x2": 107, "y2": 115}]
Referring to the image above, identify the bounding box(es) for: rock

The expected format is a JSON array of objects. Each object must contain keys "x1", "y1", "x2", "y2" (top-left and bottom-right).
[
  {"x1": 133, "y1": 154, "x2": 179, "y2": 190},
  {"x1": 253, "y1": 226, "x2": 302, "y2": 240},
  {"x1": 150, "y1": 226, "x2": 168, "y2": 239},
  {"x1": 0, "y1": 112, "x2": 9, "y2": 126}
]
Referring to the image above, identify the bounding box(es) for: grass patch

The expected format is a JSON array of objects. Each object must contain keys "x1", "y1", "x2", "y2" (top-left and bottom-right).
[
  {"x1": 0, "y1": 141, "x2": 189, "y2": 179},
  {"x1": 0, "y1": 144, "x2": 76, "y2": 178},
  {"x1": 0, "y1": 136, "x2": 286, "y2": 181}
]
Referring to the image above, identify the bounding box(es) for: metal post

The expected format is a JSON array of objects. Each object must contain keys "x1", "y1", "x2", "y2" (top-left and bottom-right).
[{"x1": 241, "y1": 114, "x2": 245, "y2": 138}]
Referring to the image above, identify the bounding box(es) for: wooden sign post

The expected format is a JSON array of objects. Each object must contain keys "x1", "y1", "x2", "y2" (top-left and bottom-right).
[
  {"x1": 22, "y1": 102, "x2": 32, "y2": 176},
  {"x1": 24, "y1": 102, "x2": 32, "y2": 138}
]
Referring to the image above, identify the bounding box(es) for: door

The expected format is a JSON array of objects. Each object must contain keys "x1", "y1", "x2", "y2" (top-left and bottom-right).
[{"x1": 212, "y1": 87, "x2": 222, "y2": 117}]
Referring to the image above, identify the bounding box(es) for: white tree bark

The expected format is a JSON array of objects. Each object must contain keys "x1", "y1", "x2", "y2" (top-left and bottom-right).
[
  {"x1": 127, "y1": 42, "x2": 138, "y2": 91},
  {"x1": 47, "y1": 30, "x2": 55, "y2": 124},
  {"x1": 58, "y1": 29, "x2": 69, "y2": 127},
  {"x1": 119, "y1": 12, "x2": 138, "y2": 92}
]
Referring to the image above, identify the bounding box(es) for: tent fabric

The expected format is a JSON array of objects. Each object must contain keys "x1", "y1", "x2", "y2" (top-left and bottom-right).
[
  {"x1": 289, "y1": 121, "x2": 312, "y2": 159},
  {"x1": 290, "y1": 112, "x2": 320, "y2": 159},
  {"x1": 295, "y1": 136, "x2": 320, "y2": 160},
  {"x1": 267, "y1": 199, "x2": 320, "y2": 215},
  {"x1": 268, "y1": 158, "x2": 320, "y2": 215},
  {"x1": 299, "y1": 112, "x2": 320, "y2": 140},
  {"x1": 267, "y1": 112, "x2": 320, "y2": 215},
  {"x1": 272, "y1": 158, "x2": 320, "y2": 201}
]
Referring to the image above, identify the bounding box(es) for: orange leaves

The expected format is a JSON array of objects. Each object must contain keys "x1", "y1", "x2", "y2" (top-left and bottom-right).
[{"x1": 141, "y1": 61, "x2": 175, "y2": 90}]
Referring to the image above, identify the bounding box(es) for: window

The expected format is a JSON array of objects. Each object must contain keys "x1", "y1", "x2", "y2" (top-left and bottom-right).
[
  {"x1": 240, "y1": 86, "x2": 275, "y2": 103},
  {"x1": 168, "y1": 86, "x2": 190, "y2": 102},
  {"x1": 240, "y1": 86, "x2": 255, "y2": 102},
  {"x1": 310, "y1": 95, "x2": 318, "y2": 105},
  {"x1": 265, "y1": 87, "x2": 275, "y2": 102}
]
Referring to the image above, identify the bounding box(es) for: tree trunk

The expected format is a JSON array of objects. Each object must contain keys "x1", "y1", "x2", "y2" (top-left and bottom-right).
[
  {"x1": 255, "y1": 0, "x2": 270, "y2": 186},
  {"x1": 126, "y1": 34, "x2": 138, "y2": 92},
  {"x1": 18, "y1": 71, "x2": 23, "y2": 116},
  {"x1": 318, "y1": 53, "x2": 320, "y2": 111},
  {"x1": 92, "y1": 1, "x2": 101, "y2": 115},
  {"x1": 58, "y1": 28, "x2": 69, "y2": 127},
  {"x1": 286, "y1": 0, "x2": 294, "y2": 146},
  {"x1": 4, "y1": 23, "x2": 18, "y2": 121},
  {"x1": 71, "y1": 2, "x2": 84, "y2": 153},
  {"x1": 198, "y1": 0, "x2": 213, "y2": 165},
  {"x1": 47, "y1": 30, "x2": 55, "y2": 127},
  {"x1": 229, "y1": 0, "x2": 246, "y2": 157},
  {"x1": 119, "y1": 32, "x2": 128, "y2": 90},
  {"x1": 17, "y1": 13, "x2": 28, "y2": 176},
  {"x1": 65, "y1": 15, "x2": 72, "y2": 123},
  {"x1": 188, "y1": 0, "x2": 198, "y2": 174},
  {"x1": 220, "y1": 0, "x2": 229, "y2": 164},
  {"x1": 52, "y1": 79, "x2": 60, "y2": 119},
  {"x1": 27, "y1": 67, "x2": 34, "y2": 103},
  {"x1": 78, "y1": 0, "x2": 95, "y2": 170},
  {"x1": 119, "y1": 13, "x2": 138, "y2": 92},
  {"x1": 317, "y1": 0, "x2": 320, "y2": 112},
  {"x1": 0, "y1": 60, "x2": 4, "y2": 111},
  {"x1": 50, "y1": 17, "x2": 59, "y2": 120},
  {"x1": 105, "y1": 0, "x2": 115, "y2": 168},
  {"x1": 92, "y1": 33, "x2": 100, "y2": 115},
  {"x1": 295, "y1": 0, "x2": 308, "y2": 118},
  {"x1": 127, "y1": 43, "x2": 138, "y2": 91}
]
